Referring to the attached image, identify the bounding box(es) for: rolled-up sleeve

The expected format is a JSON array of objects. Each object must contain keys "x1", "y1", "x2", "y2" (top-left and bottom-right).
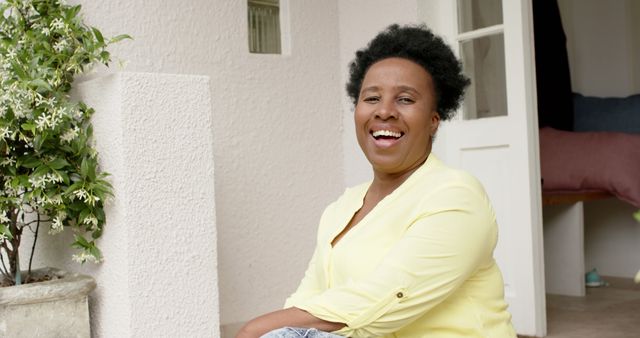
[{"x1": 287, "y1": 184, "x2": 497, "y2": 337}]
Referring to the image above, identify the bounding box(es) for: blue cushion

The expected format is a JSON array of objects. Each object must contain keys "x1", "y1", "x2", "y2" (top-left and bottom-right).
[{"x1": 573, "y1": 93, "x2": 640, "y2": 134}]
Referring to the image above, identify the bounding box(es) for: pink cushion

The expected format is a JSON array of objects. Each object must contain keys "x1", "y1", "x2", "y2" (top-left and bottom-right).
[{"x1": 539, "y1": 127, "x2": 640, "y2": 208}]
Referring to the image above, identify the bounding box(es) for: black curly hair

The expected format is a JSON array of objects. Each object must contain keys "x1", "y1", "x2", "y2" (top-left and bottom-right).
[{"x1": 346, "y1": 24, "x2": 470, "y2": 121}]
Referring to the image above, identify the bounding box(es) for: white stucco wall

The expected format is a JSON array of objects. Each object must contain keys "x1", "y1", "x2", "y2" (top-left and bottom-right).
[
  {"x1": 59, "y1": 0, "x2": 344, "y2": 332},
  {"x1": 25, "y1": 73, "x2": 220, "y2": 336}
]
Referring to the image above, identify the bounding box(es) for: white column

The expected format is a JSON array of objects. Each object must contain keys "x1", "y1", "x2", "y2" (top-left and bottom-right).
[{"x1": 74, "y1": 72, "x2": 220, "y2": 337}]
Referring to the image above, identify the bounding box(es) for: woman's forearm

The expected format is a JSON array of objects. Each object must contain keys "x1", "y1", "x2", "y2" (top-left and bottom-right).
[{"x1": 235, "y1": 307, "x2": 345, "y2": 338}]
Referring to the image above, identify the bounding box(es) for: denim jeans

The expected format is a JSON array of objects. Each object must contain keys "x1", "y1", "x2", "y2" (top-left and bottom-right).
[{"x1": 260, "y1": 327, "x2": 343, "y2": 338}]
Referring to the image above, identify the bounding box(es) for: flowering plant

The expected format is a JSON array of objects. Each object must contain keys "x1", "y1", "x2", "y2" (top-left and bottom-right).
[{"x1": 0, "y1": 0, "x2": 129, "y2": 286}]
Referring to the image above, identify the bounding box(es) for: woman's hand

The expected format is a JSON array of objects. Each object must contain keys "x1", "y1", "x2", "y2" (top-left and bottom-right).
[{"x1": 235, "y1": 307, "x2": 345, "y2": 338}]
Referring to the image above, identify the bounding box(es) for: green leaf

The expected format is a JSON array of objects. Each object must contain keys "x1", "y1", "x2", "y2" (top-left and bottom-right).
[
  {"x1": 18, "y1": 175, "x2": 30, "y2": 187},
  {"x1": 109, "y1": 34, "x2": 132, "y2": 44},
  {"x1": 80, "y1": 157, "x2": 89, "y2": 177},
  {"x1": 48, "y1": 158, "x2": 69, "y2": 170},
  {"x1": 89, "y1": 245, "x2": 102, "y2": 259},
  {"x1": 79, "y1": 208, "x2": 91, "y2": 223},
  {"x1": 634, "y1": 210, "x2": 640, "y2": 223},
  {"x1": 80, "y1": 156, "x2": 96, "y2": 180},
  {"x1": 99, "y1": 50, "x2": 110, "y2": 63},
  {"x1": 20, "y1": 156, "x2": 42, "y2": 168},
  {"x1": 73, "y1": 234, "x2": 90, "y2": 248},
  {"x1": 91, "y1": 227, "x2": 103, "y2": 240},
  {"x1": 68, "y1": 200, "x2": 85, "y2": 212},
  {"x1": 10, "y1": 61, "x2": 29, "y2": 80},
  {"x1": 21, "y1": 123, "x2": 36, "y2": 132},
  {"x1": 32, "y1": 165, "x2": 49, "y2": 178},
  {"x1": 58, "y1": 171, "x2": 70, "y2": 185},
  {"x1": 66, "y1": 5, "x2": 82, "y2": 21},
  {"x1": 95, "y1": 207, "x2": 105, "y2": 222},
  {"x1": 91, "y1": 27, "x2": 104, "y2": 45},
  {"x1": 0, "y1": 223, "x2": 13, "y2": 240},
  {"x1": 33, "y1": 133, "x2": 48, "y2": 151},
  {"x1": 64, "y1": 181, "x2": 83, "y2": 195},
  {"x1": 29, "y1": 79, "x2": 52, "y2": 91},
  {"x1": 87, "y1": 160, "x2": 96, "y2": 181}
]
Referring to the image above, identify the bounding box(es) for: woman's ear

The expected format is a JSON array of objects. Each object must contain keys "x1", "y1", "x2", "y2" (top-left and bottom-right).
[{"x1": 431, "y1": 111, "x2": 441, "y2": 136}]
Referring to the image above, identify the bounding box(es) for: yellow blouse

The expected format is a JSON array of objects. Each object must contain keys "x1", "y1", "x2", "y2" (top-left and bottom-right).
[{"x1": 284, "y1": 155, "x2": 516, "y2": 337}]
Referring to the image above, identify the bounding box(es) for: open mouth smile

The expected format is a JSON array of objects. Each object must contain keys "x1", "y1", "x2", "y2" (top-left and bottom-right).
[
  {"x1": 371, "y1": 129, "x2": 404, "y2": 139},
  {"x1": 370, "y1": 129, "x2": 404, "y2": 147}
]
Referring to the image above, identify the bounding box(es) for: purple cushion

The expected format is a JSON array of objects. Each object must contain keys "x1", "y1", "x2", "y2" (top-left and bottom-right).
[{"x1": 540, "y1": 127, "x2": 640, "y2": 208}]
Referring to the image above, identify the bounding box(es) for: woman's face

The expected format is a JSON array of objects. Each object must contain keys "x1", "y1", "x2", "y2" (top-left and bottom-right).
[{"x1": 355, "y1": 57, "x2": 440, "y2": 176}]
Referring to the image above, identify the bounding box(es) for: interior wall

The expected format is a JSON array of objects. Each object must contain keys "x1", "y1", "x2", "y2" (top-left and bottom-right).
[
  {"x1": 558, "y1": 0, "x2": 640, "y2": 97},
  {"x1": 556, "y1": 0, "x2": 640, "y2": 278},
  {"x1": 632, "y1": 0, "x2": 640, "y2": 92},
  {"x1": 49, "y1": 0, "x2": 345, "y2": 329},
  {"x1": 584, "y1": 199, "x2": 640, "y2": 278}
]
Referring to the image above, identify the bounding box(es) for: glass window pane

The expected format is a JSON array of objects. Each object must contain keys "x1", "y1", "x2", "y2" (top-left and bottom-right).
[
  {"x1": 248, "y1": 0, "x2": 281, "y2": 54},
  {"x1": 458, "y1": 0, "x2": 503, "y2": 33},
  {"x1": 460, "y1": 34, "x2": 508, "y2": 119}
]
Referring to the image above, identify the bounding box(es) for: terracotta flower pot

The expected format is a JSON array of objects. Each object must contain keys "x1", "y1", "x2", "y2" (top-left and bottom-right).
[{"x1": 0, "y1": 267, "x2": 96, "y2": 337}]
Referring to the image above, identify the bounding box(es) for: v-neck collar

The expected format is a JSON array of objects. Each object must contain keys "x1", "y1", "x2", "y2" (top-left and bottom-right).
[{"x1": 330, "y1": 154, "x2": 441, "y2": 247}]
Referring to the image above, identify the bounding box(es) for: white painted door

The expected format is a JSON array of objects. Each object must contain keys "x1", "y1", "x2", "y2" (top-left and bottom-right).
[{"x1": 425, "y1": 0, "x2": 546, "y2": 336}]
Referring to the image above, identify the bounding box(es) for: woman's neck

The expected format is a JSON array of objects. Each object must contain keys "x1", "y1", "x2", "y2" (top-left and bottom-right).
[{"x1": 368, "y1": 154, "x2": 429, "y2": 201}]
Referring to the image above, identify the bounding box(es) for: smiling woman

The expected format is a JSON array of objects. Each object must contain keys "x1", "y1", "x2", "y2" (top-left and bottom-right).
[
  {"x1": 354, "y1": 58, "x2": 440, "y2": 177},
  {"x1": 237, "y1": 24, "x2": 516, "y2": 338}
]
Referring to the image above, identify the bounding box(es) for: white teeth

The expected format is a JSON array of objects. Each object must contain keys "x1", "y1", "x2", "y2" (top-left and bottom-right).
[{"x1": 372, "y1": 130, "x2": 402, "y2": 138}]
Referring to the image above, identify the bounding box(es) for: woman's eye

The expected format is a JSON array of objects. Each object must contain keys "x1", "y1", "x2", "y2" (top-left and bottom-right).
[
  {"x1": 363, "y1": 96, "x2": 380, "y2": 103},
  {"x1": 398, "y1": 97, "x2": 415, "y2": 104}
]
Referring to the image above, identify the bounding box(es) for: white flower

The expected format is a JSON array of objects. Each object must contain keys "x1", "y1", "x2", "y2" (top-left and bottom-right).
[
  {"x1": 0, "y1": 233, "x2": 8, "y2": 245},
  {"x1": 29, "y1": 175, "x2": 47, "y2": 189},
  {"x1": 50, "y1": 18, "x2": 65, "y2": 30},
  {"x1": 49, "y1": 215, "x2": 64, "y2": 234},
  {"x1": 36, "y1": 113, "x2": 51, "y2": 130},
  {"x1": 0, "y1": 156, "x2": 16, "y2": 166},
  {"x1": 0, "y1": 211, "x2": 10, "y2": 223},
  {"x1": 49, "y1": 194, "x2": 63, "y2": 205},
  {"x1": 45, "y1": 172, "x2": 63, "y2": 184},
  {"x1": 0, "y1": 126, "x2": 10, "y2": 139},
  {"x1": 42, "y1": 27, "x2": 51, "y2": 36},
  {"x1": 49, "y1": 107, "x2": 64, "y2": 129},
  {"x1": 12, "y1": 103, "x2": 27, "y2": 118},
  {"x1": 73, "y1": 189, "x2": 88, "y2": 200},
  {"x1": 6, "y1": 49, "x2": 17, "y2": 59},
  {"x1": 53, "y1": 40, "x2": 67, "y2": 52},
  {"x1": 85, "y1": 194, "x2": 100, "y2": 207},
  {"x1": 72, "y1": 251, "x2": 100, "y2": 264},
  {"x1": 61, "y1": 126, "x2": 79, "y2": 143},
  {"x1": 73, "y1": 107, "x2": 83, "y2": 120},
  {"x1": 83, "y1": 215, "x2": 98, "y2": 227},
  {"x1": 34, "y1": 93, "x2": 46, "y2": 107},
  {"x1": 0, "y1": 105, "x2": 6, "y2": 118}
]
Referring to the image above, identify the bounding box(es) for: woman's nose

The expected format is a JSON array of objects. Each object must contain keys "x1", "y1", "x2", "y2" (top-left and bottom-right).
[{"x1": 375, "y1": 100, "x2": 398, "y2": 120}]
